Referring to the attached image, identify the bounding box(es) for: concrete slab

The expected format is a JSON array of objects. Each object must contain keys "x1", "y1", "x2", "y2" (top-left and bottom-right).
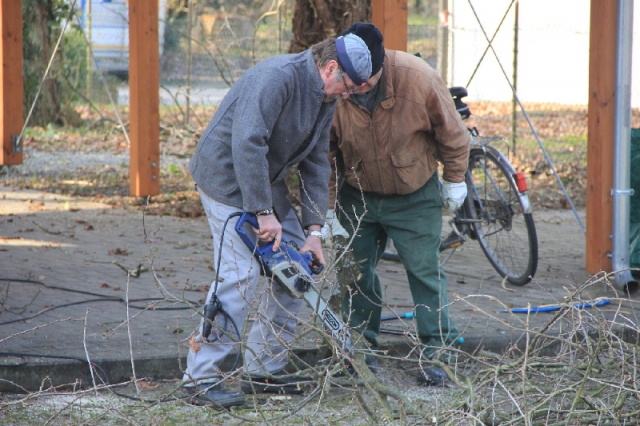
[{"x1": 0, "y1": 186, "x2": 635, "y2": 392}]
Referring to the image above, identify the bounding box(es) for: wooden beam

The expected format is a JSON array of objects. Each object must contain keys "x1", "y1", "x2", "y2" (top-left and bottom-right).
[
  {"x1": 371, "y1": 0, "x2": 408, "y2": 52},
  {"x1": 128, "y1": 0, "x2": 160, "y2": 196},
  {"x1": 586, "y1": 0, "x2": 617, "y2": 273},
  {"x1": 0, "y1": 0, "x2": 24, "y2": 165}
]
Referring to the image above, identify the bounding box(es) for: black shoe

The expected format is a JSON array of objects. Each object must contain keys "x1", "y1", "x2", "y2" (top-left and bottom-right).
[
  {"x1": 184, "y1": 383, "x2": 245, "y2": 408},
  {"x1": 417, "y1": 366, "x2": 450, "y2": 387},
  {"x1": 241, "y1": 370, "x2": 313, "y2": 395}
]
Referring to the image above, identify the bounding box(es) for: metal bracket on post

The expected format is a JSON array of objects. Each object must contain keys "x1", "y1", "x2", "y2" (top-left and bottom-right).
[
  {"x1": 611, "y1": 188, "x2": 635, "y2": 196},
  {"x1": 11, "y1": 135, "x2": 21, "y2": 154}
]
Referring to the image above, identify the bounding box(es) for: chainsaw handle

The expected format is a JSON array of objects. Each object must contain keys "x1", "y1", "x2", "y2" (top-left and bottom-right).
[
  {"x1": 236, "y1": 211, "x2": 324, "y2": 275},
  {"x1": 309, "y1": 259, "x2": 325, "y2": 275},
  {"x1": 234, "y1": 212, "x2": 265, "y2": 255}
]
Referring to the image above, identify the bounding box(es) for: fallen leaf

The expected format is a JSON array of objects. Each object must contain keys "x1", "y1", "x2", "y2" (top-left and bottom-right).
[
  {"x1": 101, "y1": 283, "x2": 111, "y2": 288},
  {"x1": 108, "y1": 248, "x2": 129, "y2": 256},
  {"x1": 28, "y1": 201, "x2": 46, "y2": 211},
  {"x1": 189, "y1": 334, "x2": 201, "y2": 353},
  {"x1": 138, "y1": 381, "x2": 160, "y2": 389}
]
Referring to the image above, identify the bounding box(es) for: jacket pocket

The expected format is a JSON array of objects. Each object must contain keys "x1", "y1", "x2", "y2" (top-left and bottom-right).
[
  {"x1": 345, "y1": 158, "x2": 363, "y2": 181},
  {"x1": 390, "y1": 146, "x2": 430, "y2": 193},
  {"x1": 342, "y1": 158, "x2": 375, "y2": 193},
  {"x1": 195, "y1": 138, "x2": 239, "y2": 196}
]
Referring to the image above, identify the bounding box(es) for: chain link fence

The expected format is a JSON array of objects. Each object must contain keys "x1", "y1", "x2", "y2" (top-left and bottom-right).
[
  {"x1": 17, "y1": 0, "x2": 639, "y2": 213},
  {"x1": 75, "y1": 0, "x2": 440, "y2": 106}
]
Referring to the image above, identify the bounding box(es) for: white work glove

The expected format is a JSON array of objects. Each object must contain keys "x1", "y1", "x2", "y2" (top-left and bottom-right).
[
  {"x1": 441, "y1": 180, "x2": 467, "y2": 214},
  {"x1": 321, "y1": 209, "x2": 350, "y2": 241}
]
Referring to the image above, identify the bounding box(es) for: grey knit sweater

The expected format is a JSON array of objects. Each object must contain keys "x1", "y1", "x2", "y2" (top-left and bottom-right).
[{"x1": 189, "y1": 50, "x2": 335, "y2": 228}]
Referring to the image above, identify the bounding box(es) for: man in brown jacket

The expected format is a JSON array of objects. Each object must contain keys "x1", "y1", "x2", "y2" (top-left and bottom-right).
[{"x1": 326, "y1": 23, "x2": 470, "y2": 386}]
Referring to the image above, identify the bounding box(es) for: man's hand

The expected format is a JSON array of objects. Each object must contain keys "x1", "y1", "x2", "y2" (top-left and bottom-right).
[
  {"x1": 442, "y1": 180, "x2": 468, "y2": 214},
  {"x1": 300, "y1": 225, "x2": 326, "y2": 268},
  {"x1": 256, "y1": 214, "x2": 282, "y2": 251},
  {"x1": 320, "y1": 209, "x2": 350, "y2": 241}
]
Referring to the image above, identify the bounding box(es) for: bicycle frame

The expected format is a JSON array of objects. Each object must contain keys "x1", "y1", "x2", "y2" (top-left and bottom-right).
[
  {"x1": 467, "y1": 136, "x2": 533, "y2": 216},
  {"x1": 382, "y1": 86, "x2": 538, "y2": 284}
]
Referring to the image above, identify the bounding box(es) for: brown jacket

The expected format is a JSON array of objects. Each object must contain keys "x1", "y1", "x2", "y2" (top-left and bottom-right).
[{"x1": 329, "y1": 50, "x2": 470, "y2": 206}]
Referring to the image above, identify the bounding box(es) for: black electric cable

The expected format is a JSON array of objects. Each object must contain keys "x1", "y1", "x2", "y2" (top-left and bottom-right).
[
  {"x1": 0, "y1": 212, "x2": 249, "y2": 403},
  {"x1": 0, "y1": 278, "x2": 202, "y2": 327},
  {"x1": 0, "y1": 277, "x2": 125, "y2": 299},
  {"x1": 200, "y1": 212, "x2": 243, "y2": 372}
]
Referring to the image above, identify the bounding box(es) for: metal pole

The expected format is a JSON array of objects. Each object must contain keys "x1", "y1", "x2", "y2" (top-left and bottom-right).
[
  {"x1": 511, "y1": 0, "x2": 518, "y2": 157},
  {"x1": 278, "y1": 1, "x2": 282, "y2": 54},
  {"x1": 437, "y1": 0, "x2": 449, "y2": 83},
  {"x1": 86, "y1": 0, "x2": 92, "y2": 101},
  {"x1": 185, "y1": 0, "x2": 194, "y2": 126},
  {"x1": 612, "y1": 0, "x2": 637, "y2": 290}
]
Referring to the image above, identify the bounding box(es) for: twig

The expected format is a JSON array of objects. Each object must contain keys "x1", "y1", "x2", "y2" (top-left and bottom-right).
[
  {"x1": 124, "y1": 272, "x2": 140, "y2": 395},
  {"x1": 82, "y1": 308, "x2": 99, "y2": 394},
  {"x1": 32, "y1": 221, "x2": 62, "y2": 235}
]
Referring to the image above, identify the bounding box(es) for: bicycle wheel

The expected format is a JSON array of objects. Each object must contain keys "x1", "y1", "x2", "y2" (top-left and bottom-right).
[{"x1": 464, "y1": 148, "x2": 538, "y2": 285}]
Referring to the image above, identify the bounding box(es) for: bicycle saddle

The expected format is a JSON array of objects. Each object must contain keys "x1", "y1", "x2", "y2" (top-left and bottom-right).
[{"x1": 449, "y1": 86, "x2": 471, "y2": 120}]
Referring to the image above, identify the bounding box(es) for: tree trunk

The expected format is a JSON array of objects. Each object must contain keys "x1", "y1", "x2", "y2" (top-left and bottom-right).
[
  {"x1": 22, "y1": 0, "x2": 66, "y2": 126},
  {"x1": 289, "y1": 0, "x2": 371, "y2": 53}
]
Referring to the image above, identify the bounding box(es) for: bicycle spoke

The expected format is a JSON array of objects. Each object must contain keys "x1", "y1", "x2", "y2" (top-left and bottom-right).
[{"x1": 465, "y1": 148, "x2": 538, "y2": 285}]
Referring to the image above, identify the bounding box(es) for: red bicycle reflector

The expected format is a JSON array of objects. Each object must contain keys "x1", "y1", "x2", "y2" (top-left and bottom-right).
[{"x1": 513, "y1": 172, "x2": 527, "y2": 192}]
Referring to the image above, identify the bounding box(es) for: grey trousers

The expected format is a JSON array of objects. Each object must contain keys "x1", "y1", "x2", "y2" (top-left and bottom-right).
[{"x1": 183, "y1": 189, "x2": 304, "y2": 385}]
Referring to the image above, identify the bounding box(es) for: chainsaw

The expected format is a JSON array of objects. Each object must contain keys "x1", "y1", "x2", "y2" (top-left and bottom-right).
[{"x1": 235, "y1": 212, "x2": 352, "y2": 353}]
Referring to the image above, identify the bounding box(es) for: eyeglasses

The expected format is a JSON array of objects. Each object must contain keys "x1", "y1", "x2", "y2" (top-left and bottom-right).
[{"x1": 339, "y1": 69, "x2": 359, "y2": 95}]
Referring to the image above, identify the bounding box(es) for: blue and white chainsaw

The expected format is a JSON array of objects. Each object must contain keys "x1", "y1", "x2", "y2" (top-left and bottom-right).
[{"x1": 235, "y1": 212, "x2": 352, "y2": 353}]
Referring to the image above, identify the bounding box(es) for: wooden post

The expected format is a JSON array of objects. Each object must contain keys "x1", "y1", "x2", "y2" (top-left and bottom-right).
[
  {"x1": 371, "y1": 0, "x2": 408, "y2": 52},
  {"x1": 128, "y1": 0, "x2": 160, "y2": 196},
  {"x1": 586, "y1": 0, "x2": 617, "y2": 273},
  {"x1": 0, "y1": 0, "x2": 24, "y2": 166}
]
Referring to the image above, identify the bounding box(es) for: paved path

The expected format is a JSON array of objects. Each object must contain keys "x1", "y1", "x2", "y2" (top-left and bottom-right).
[{"x1": 0, "y1": 186, "x2": 634, "y2": 391}]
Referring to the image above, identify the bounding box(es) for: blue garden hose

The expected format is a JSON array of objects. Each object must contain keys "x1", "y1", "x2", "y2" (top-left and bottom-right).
[
  {"x1": 380, "y1": 312, "x2": 464, "y2": 344},
  {"x1": 501, "y1": 298, "x2": 610, "y2": 314},
  {"x1": 380, "y1": 312, "x2": 416, "y2": 322}
]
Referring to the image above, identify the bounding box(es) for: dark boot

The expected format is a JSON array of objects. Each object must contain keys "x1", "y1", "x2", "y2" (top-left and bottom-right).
[
  {"x1": 417, "y1": 365, "x2": 450, "y2": 387},
  {"x1": 185, "y1": 382, "x2": 245, "y2": 408},
  {"x1": 241, "y1": 370, "x2": 313, "y2": 395}
]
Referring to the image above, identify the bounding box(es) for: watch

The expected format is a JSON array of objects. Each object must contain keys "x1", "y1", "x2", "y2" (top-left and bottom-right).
[
  {"x1": 307, "y1": 230, "x2": 323, "y2": 240},
  {"x1": 256, "y1": 208, "x2": 274, "y2": 216}
]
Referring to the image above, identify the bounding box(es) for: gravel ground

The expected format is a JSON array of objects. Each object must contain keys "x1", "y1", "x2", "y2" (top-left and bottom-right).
[{"x1": 4, "y1": 151, "x2": 190, "y2": 177}]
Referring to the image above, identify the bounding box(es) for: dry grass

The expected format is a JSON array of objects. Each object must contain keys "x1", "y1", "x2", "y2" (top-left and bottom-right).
[{"x1": 5, "y1": 101, "x2": 640, "y2": 215}]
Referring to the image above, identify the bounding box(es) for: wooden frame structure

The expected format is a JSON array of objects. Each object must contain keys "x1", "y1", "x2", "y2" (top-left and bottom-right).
[
  {"x1": 128, "y1": 0, "x2": 160, "y2": 196},
  {"x1": 0, "y1": 0, "x2": 23, "y2": 166},
  {"x1": 0, "y1": 0, "x2": 626, "y2": 274},
  {"x1": 585, "y1": 0, "x2": 617, "y2": 273},
  {"x1": 372, "y1": 0, "x2": 408, "y2": 51}
]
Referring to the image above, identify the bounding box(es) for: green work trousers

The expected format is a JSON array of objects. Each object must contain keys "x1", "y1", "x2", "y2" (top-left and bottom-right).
[{"x1": 337, "y1": 174, "x2": 459, "y2": 361}]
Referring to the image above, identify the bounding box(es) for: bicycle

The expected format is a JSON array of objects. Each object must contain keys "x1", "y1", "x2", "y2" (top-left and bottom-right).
[{"x1": 383, "y1": 86, "x2": 538, "y2": 286}]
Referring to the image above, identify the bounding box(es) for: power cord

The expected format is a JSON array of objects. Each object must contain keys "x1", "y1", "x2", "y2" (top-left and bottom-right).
[
  {"x1": 0, "y1": 211, "x2": 248, "y2": 404},
  {"x1": 200, "y1": 212, "x2": 242, "y2": 371},
  {"x1": 0, "y1": 278, "x2": 202, "y2": 327}
]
